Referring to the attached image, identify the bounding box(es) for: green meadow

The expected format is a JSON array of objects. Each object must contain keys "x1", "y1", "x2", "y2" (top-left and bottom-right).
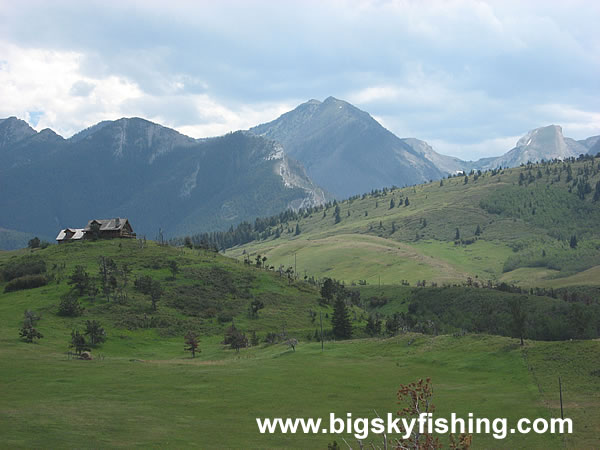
[{"x1": 1, "y1": 240, "x2": 599, "y2": 448}]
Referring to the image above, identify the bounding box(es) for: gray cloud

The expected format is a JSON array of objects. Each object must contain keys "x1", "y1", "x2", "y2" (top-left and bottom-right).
[
  {"x1": 1, "y1": 0, "x2": 599, "y2": 158},
  {"x1": 69, "y1": 80, "x2": 95, "y2": 97}
]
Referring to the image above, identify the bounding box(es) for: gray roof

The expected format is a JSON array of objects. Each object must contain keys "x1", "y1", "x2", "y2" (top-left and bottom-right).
[
  {"x1": 56, "y1": 228, "x2": 85, "y2": 241},
  {"x1": 84, "y1": 218, "x2": 131, "y2": 231}
]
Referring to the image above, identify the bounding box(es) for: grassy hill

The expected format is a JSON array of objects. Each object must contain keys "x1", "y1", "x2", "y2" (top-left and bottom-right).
[
  {"x1": 223, "y1": 156, "x2": 600, "y2": 288},
  {"x1": 1, "y1": 239, "x2": 599, "y2": 447}
]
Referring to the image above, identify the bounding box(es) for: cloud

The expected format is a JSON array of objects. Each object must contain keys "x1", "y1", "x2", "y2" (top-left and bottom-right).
[
  {"x1": 0, "y1": 0, "x2": 598, "y2": 159},
  {"x1": 69, "y1": 80, "x2": 95, "y2": 97}
]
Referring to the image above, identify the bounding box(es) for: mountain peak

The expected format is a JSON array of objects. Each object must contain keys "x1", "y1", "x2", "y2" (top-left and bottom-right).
[
  {"x1": 516, "y1": 124, "x2": 563, "y2": 149},
  {"x1": 0, "y1": 116, "x2": 38, "y2": 150}
]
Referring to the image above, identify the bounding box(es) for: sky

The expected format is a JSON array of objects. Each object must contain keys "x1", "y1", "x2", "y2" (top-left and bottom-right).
[{"x1": 1, "y1": 0, "x2": 599, "y2": 160}]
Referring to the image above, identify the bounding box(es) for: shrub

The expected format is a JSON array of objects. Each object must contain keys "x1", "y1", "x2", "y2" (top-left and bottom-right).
[
  {"x1": 1, "y1": 257, "x2": 46, "y2": 281},
  {"x1": 4, "y1": 274, "x2": 48, "y2": 292},
  {"x1": 217, "y1": 312, "x2": 234, "y2": 323},
  {"x1": 58, "y1": 293, "x2": 85, "y2": 317}
]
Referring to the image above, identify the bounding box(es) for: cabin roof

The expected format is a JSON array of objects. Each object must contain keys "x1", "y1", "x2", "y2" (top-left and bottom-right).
[{"x1": 84, "y1": 218, "x2": 130, "y2": 231}]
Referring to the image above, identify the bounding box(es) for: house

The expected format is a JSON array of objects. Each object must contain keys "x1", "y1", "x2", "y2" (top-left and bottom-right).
[
  {"x1": 56, "y1": 228, "x2": 86, "y2": 243},
  {"x1": 56, "y1": 218, "x2": 136, "y2": 243},
  {"x1": 84, "y1": 218, "x2": 136, "y2": 239}
]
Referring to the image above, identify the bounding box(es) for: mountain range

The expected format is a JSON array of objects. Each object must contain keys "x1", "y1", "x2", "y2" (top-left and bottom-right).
[
  {"x1": 0, "y1": 116, "x2": 327, "y2": 247},
  {"x1": 1, "y1": 97, "x2": 598, "y2": 249}
]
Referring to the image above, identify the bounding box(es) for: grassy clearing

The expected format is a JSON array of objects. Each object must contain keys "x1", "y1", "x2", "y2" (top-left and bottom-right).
[{"x1": 2, "y1": 330, "x2": 590, "y2": 448}]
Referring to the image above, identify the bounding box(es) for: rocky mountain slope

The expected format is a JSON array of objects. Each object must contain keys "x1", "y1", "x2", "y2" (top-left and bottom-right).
[
  {"x1": 250, "y1": 97, "x2": 445, "y2": 198},
  {"x1": 0, "y1": 117, "x2": 327, "y2": 245}
]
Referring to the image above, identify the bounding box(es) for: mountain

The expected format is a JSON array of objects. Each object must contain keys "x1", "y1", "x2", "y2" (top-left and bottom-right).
[
  {"x1": 585, "y1": 136, "x2": 600, "y2": 156},
  {"x1": 399, "y1": 138, "x2": 470, "y2": 174},
  {"x1": 482, "y1": 125, "x2": 579, "y2": 169},
  {"x1": 250, "y1": 97, "x2": 445, "y2": 198},
  {"x1": 0, "y1": 117, "x2": 327, "y2": 245},
  {"x1": 0, "y1": 116, "x2": 38, "y2": 152}
]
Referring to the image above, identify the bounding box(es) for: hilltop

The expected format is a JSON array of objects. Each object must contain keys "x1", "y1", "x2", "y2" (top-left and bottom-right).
[{"x1": 220, "y1": 155, "x2": 600, "y2": 288}]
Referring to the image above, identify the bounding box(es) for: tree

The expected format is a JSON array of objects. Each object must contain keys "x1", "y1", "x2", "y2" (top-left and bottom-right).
[
  {"x1": 331, "y1": 296, "x2": 352, "y2": 339},
  {"x1": 295, "y1": 223, "x2": 301, "y2": 236},
  {"x1": 168, "y1": 260, "x2": 179, "y2": 280},
  {"x1": 365, "y1": 315, "x2": 381, "y2": 336},
  {"x1": 396, "y1": 378, "x2": 472, "y2": 449},
  {"x1": 27, "y1": 237, "x2": 41, "y2": 249},
  {"x1": 455, "y1": 228, "x2": 461, "y2": 240},
  {"x1": 389, "y1": 198, "x2": 395, "y2": 209},
  {"x1": 320, "y1": 278, "x2": 336, "y2": 303},
  {"x1": 89, "y1": 222, "x2": 101, "y2": 240},
  {"x1": 58, "y1": 292, "x2": 84, "y2": 317},
  {"x1": 286, "y1": 338, "x2": 298, "y2": 352},
  {"x1": 510, "y1": 298, "x2": 527, "y2": 346},
  {"x1": 225, "y1": 326, "x2": 248, "y2": 352},
  {"x1": 70, "y1": 330, "x2": 89, "y2": 355},
  {"x1": 334, "y1": 205, "x2": 341, "y2": 224},
  {"x1": 569, "y1": 234, "x2": 578, "y2": 249},
  {"x1": 149, "y1": 280, "x2": 163, "y2": 311},
  {"x1": 84, "y1": 320, "x2": 106, "y2": 346},
  {"x1": 475, "y1": 224, "x2": 481, "y2": 236},
  {"x1": 404, "y1": 197, "x2": 410, "y2": 206},
  {"x1": 184, "y1": 331, "x2": 200, "y2": 358},
  {"x1": 248, "y1": 298, "x2": 265, "y2": 318},
  {"x1": 98, "y1": 256, "x2": 117, "y2": 301},
  {"x1": 19, "y1": 324, "x2": 43, "y2": 343},
  {"x1": 68, "y1": 265, "x2": 90, "y2": 296},
  {"x1": 20, "y1": 310, "x2": 43, "y2": 342}
]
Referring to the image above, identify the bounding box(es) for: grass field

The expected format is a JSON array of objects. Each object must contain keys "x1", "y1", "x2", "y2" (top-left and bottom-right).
[
  {"x1": 3, "y1": 330, "x2": 598, "y2": 448},
  {"x1": 1, "y1": 240, "x2": 599, "y2": 448}
]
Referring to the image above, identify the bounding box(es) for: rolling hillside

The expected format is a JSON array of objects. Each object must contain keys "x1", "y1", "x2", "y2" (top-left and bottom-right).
[
  {"x1": 223, "y1": 156, "x2": 600, "y2": 288},
  {"x1": 1, "y1": 239, "x2": 598, "y2": 447}
]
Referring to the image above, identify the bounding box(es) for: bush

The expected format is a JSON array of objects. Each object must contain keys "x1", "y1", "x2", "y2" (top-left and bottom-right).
[
  {"x1": 4, "y1": 275, "x2": 48, "y2": 292},
  {"x1": 1, "y1": 257, "x2": 46, "y2": 281},
  {"x1": 58, "y1": 293, "x2": 85, "y2": 317},
  {"x1": 217, "y1": 312, "x2": 234, "y2": 323}
]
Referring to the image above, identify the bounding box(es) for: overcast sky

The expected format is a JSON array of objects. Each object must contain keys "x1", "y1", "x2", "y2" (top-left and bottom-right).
[{"x1": 1, "y1": 0, "x2": 599, "y2": 159}]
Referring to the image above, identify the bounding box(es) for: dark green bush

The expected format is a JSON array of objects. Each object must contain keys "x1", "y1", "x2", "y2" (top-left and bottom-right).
[
  {"x1": 1, "y1": 257, "x2": 47, "y2": 281},
  {"x1": 4, "y1": 274, "x2": 48, "y2": 292}
]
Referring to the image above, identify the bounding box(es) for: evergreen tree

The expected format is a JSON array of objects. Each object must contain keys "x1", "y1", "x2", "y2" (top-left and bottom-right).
[
  {"x1": 404, "y1": 197, "x2": 410, "y2": 206},
  {"x1": 569, "y1": 234, "x2": 578, "y2": 249},
  {"x1": 334, "y1": 205, "x2": 341, "y2": 224},
  {"x1": 295, "y1": 223, "x2": 301, "y2": 236},
  {"x1": 68, "y1": 265, "x2": 90, "y2": 296},
  {"x1": 84, "y1": 320, "x2": 106, "y2": 346},
  {"x1": 389, "y1": 198, "x2": 395, "y2": 209},
  {"x1": 455, "y1": 228, "x2": 460, "y2": 240},
  {"x1": 475, "y1": 224, "x2": 481, "y2": 236},
  {"x1": 331, "y1": 296, "x2": 352, "y2": 339}
]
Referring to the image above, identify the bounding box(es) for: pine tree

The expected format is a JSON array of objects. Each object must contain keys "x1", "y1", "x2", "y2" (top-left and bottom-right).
[
  {"x1": 295, "y1": 223, "x2": 301, "y2": 236},
  {"x1": 331, "y1": 296, "x2": 352, "y2": 339},
  {"x1": 475, "y1": 224, "x2": 481, "y2": 236},
  {"x1": 404, "y1": 197, "x2": 410, "y2": 206},
  {"x1": 389, "y1": 198, "x2": 395, "y2": 209},
  {"x1": 570, "y1": 234, "x2": 577, "y2": 249},
  {"x1": 455, "y1": 228, "x2": 460, "y2": 240},
  {"x1": 334, "y1": 205, "x2": 341, "y2": 224}
]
